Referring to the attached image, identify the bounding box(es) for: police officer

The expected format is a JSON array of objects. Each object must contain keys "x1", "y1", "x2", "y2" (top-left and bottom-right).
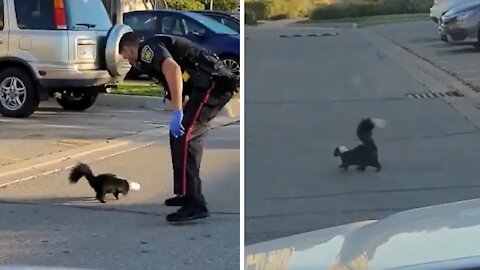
[{"x1": 118, "y1": 32, "x2": 238, "y2": 223}]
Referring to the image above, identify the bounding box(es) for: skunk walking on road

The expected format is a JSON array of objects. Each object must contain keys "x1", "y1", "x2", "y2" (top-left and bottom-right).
[
  {"x1": 69, "y1": 163, "x2": 141, "y2": 203},
  {"x1": 334, "y1": 118, "x2": 386, "y2": 172}
]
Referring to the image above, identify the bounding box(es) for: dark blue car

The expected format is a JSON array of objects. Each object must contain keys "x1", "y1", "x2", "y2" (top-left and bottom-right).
[
  {"x1": 123, "y1": 10, "x2": 240, "y2": 80},
  {"x1": 192, "y1": 10, "x2": 240, "y2": 33}
]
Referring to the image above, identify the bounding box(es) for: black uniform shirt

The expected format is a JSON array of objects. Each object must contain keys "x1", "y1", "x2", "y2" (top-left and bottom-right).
[{"x1": 135, "y1": 35, "x2": 202, "y2": 98}]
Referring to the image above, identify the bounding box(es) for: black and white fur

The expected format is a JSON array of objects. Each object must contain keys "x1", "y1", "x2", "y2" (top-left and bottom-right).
[
  {"x1": 68, "y1": 162, "x2": 141, "y2": 203},
  {"x1": 334, "y1": 118, "x2": 386, "y2": 172}
]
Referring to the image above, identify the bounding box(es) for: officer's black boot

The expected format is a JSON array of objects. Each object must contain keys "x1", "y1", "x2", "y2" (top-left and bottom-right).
[
  {"x1": 166, "y1": 195, "x2": 209, "y2": 223},
  {"x1": 164, "y1": 195, "x2": 185, "y2": 207}
]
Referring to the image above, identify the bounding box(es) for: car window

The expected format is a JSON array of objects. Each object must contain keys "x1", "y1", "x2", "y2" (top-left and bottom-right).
[
  {"x1": 182, "y1": 17, "x2": 207, "y2": 36},
  {"x1": 160, "y1": 15, "x2": 187, "y2": 36},
  {"x1": 64, "y1": 0, "x2": 112, "y2": 30},
  {"x1": 0, "y1": 0, "x2": 4, "y2": 30},
  {"x1": 220, "y1": 18, "x2": 239, "y2": 33},
  {"x1": 186, "y1": 12, "x2": 237, "y2": 35},
  {"x1": 124, "y1": 13, "x2": 159, "y2": 32},
  {"x1": 14, "y1": 0, "x2": 56, "y2": 30}
]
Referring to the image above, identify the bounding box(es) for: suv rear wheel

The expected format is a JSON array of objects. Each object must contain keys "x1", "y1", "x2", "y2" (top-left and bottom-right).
[
  {"x1": 56, "y1": 91, "x2": 98, "y2": 111},
  {"x1": 0, "y1": 68, "x2": 39, "y2": 118}
]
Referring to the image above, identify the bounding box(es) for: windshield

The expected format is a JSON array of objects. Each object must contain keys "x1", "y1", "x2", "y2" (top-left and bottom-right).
[
  {"x1": 187, "y1": 12, "x2": 238, "y2": 35},
  {"x1": 64, "y1": 0, "x2": 112, "y2": 31}
]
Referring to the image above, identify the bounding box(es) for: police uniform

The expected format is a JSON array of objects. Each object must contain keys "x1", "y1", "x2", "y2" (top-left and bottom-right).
[{"x1": 135, "y1": 35, "x2": 237, "y2": 219}]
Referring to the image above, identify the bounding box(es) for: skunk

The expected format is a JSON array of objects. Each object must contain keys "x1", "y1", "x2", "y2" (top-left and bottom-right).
[
  {"x1": 69, "y1": 162, "x2": 141, "y2": 203},
  {"x1": 334, "y1": 118, "x2": 386, "y2": 172}
]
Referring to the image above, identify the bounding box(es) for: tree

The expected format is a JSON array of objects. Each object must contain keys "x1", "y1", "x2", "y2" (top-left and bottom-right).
[
  {"x1": 167, "y1": 0, "x2": 205, "y2": 10},
  {"x1": 201, "y1": 0, "x2": 239, "y2": 11}
]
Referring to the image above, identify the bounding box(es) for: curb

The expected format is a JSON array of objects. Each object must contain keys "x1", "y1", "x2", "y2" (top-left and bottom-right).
[{"x1": 96, "y1": 94, "x2": 240, "y2": 119}]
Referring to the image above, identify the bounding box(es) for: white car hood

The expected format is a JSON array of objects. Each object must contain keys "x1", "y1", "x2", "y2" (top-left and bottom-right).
[
  {"x1": 0, "y1": 267, "x2": 95, "y2": 270},
  {"x1": 245, "y1": 198, "x2": 480, "y2": 269}
]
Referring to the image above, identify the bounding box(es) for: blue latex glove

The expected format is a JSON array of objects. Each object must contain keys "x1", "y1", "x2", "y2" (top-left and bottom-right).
[{"x1": 170, "y1": 110, "x2": 185, "y2": 138}]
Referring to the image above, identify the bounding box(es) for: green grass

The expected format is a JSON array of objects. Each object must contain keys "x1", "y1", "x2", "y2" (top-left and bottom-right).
[
  {"x1": 111, "y1": 81, "x2": 241, "y2": 99},
  {"x1": 110, "y1": 81, "x2": 163, "y2": 97},
  {"x1": 302, "y1": 13, "x2": 429, "y2": 27}
]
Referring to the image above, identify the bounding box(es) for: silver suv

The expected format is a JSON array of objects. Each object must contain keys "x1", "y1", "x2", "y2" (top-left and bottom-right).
[{"x1": 0, "y1": 0, "x2": 132, "y2": 118}]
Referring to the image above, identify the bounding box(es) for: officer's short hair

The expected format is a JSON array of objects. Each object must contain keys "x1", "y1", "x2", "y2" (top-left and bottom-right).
[{"x1": 119, "y1": 32, "x2": 141, "y2": 52}]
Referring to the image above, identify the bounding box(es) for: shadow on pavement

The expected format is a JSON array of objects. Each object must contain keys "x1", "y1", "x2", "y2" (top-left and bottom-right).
[
  {"x1": 0, "y1": 162, "x2": 239, "y2": 269},
  {"x1": 0, "y1": 201, "x2": 239, "y2": 270},
  {"x1": 408, "y1": 37, "x2": 440, "y2": 43},
  {"x1": 439, "y1": 46, "x2": 480, "y2": 55}
]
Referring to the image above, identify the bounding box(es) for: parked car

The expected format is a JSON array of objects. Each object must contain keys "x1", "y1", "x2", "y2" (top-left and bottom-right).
[
  {"x1": 0, "y1": 267, "x2": 96, "y2": 270},
  {"x1": 191, "y1": 10, "x2": 239, "y2": 33},
  {"x1": 0, "y1": 0, "x2": 132, "y2": 118},
  {"x1": 245, "y1": 198, "x2": 480, "y2": 269},
  {"x1": 439, "y1": 1, "x2": 480, "y2": 46},
  {"x1": 430, "y1": 0, "x2": 480, "y2": 24},
  {"x1": 123, "y1": 10, "x2": 240, "y2": 81}
]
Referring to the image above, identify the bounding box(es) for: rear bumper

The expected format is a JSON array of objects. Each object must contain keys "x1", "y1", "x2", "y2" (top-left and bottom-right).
[
  {"x1": 32, "y1": 63, "x2": 120, "y2": 89},
  {"x1": 38, "y1": 70, "x2": 118, "y2": 87},
  {"x1": 38, "y1": 77, "x2": 116, "y2": 89}
]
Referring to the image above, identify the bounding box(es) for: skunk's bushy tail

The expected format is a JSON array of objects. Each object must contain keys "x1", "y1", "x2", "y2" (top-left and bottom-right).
[
  {"x1": 69, "y1": 163, "x2": 95, "y2": 184},
  {"x1": 357, "y1": 118, "x2": 386, "y2": 142}
]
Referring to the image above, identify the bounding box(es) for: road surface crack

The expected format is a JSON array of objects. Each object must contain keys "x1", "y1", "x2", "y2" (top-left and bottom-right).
[{"x1": 267, "y1": 183, "x2": 480, "y2": 201}]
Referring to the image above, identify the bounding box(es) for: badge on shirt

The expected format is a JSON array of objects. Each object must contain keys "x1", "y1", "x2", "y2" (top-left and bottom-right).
[
  {"x1": 141, "y1": 45, "x2": 154, "y2": 63},
  {"x1": 182, "y1": 71, "x2": 190, "y2": 82}
]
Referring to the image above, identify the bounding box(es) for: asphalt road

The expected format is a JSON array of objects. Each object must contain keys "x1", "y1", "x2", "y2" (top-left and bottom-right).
[
  {"x1": 245, "y1": 22, "x2": 480, "y2": 245},
  {"x1": 0, "y1": 104, "x2": 240, "y2": 269}
]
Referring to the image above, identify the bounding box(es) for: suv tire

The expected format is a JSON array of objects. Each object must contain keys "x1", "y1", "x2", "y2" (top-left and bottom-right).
[
  {"x1": 0, "y1": 68, "x2": 39, "y2": 118},
  {"x1": 56, "y1": 91, "x2": 98, "y2": 111}
]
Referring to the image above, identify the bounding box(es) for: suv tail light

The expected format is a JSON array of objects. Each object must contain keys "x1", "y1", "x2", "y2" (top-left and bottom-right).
[{"x1": 53, "y1": 0, "x2": 67, "y2": 29}]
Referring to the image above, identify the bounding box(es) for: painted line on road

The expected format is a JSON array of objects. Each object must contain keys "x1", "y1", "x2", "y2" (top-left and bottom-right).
[{"x1": 0, "y1": 155, "x2": 21, "y2": 162}]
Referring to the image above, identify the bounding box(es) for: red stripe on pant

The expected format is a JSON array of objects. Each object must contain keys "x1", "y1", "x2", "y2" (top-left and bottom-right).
[{"x1": 181, "y1": 82, "x2": 216, "y2": 195}]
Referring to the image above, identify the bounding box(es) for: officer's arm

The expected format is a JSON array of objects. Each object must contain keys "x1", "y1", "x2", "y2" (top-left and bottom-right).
[
  {"x1": 161, "y1": 58, "x2": 183, "y2": 112},
  {"x1": 144, "y1": 43, "x2": 183, "y2": 112}
]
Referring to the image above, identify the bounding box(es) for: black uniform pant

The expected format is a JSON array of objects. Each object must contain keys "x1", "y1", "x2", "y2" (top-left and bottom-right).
[{"x1": 169, "y1": 82, "x2": 233, "y2": 206}]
